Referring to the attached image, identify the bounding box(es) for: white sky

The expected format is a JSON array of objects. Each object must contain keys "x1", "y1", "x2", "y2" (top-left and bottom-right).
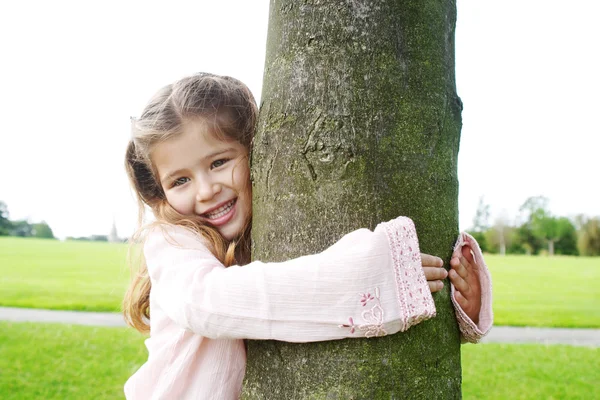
[{"x1": 1, "y1": 0, "x2": 598, "y2": 239}]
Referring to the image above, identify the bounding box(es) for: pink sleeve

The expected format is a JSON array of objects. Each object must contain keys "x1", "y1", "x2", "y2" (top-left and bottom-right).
[
  {"x1": 451, "y1": 232, "x2": 494, "y2": 343},
  {"x1": 144, "y1": 218, "x2": 436, "y2": 342}
]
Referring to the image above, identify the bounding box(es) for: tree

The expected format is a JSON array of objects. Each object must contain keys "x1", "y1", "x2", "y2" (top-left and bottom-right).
[
  {"x1": 518, "y1": 196, "x2": 549, "y2": 225},
  {"x1": 554, "y1": 217, "x2": 578, "y2": 255},
  {"x1": 530, "y1": 209, "x2": 575, "y2": 256},
  {"x1": 515, "y1": 196, "x2": 550, "y2": 255},
  {"x1": 10, "y1": 219, "x2": 33, "y2": 237},
  {"x1": 513, "y1": 222, "x2": 543, "y2": 255},
  {"x1": 31, "y1": 221, "x2": 55, "y2": 239},
  {"x1": 578, "y1": 217, "x2": 600, "y2": 256},
  {"x1": 484, "y1": 215, "x2": 513, "y2": 255},
  {"x1": 472, "y1": 196, "x2": 491, "y2": 232},
  {"x1": 244, "y1": 0, "x2": 463, "y2": 397},
  {"x1": 0, "y1": 201, "x2": 10, "y2": 236},
  {"x1": 469, "y1": 196, "x2": 490, "y2": 252}
]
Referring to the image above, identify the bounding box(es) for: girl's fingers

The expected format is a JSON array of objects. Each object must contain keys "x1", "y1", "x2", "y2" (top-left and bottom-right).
[
  {"x1": 461, "y1": 245, "x2": 477, "y2": 270},
  {"x1": 449, "y1": 268, "x2": 470, "y2": 295},
  {"x1": 423, "y1": 266, "x2": 448, "y2": 282},
  {"x1": 451, "y1": 256, "x2": 469, "y2": 280},
  {"x1": 428, "y1": 280, "x2": 444, "y2": 293},
  {"x1": 454, "y1": 290, "x2": 469, "y2": 309},
  {"x1": 423, "y1": 264, "x2": 447, "y2": 293},
  {"x1": 421, "y1": 253, "x2": 443, "y2": 267}
]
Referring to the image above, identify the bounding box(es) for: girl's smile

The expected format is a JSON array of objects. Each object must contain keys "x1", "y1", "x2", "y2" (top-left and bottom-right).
[
  {"x1": 201, "y1": 198, "x2": 237, "y2": 225},
  {"x1": 151, "y1": 119, "x2": 251, "y2": 240}
]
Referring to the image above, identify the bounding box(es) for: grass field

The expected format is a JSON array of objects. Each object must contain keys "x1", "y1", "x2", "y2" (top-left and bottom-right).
[
  {"x1": 0, "y1": 321, "x2": 597, "y2": 400},
  {"x1": 1, "y1": 236, "x2": 599, "y2": 327},
  {"x1": 0, "y1": 237, "x2": 129, "y2": 312},
  {"x1": 487, "y1": 255, "x2": 600, "y2": 328},
  {"x1": 0, "y1": 322, "x2": 146, "y2": 400},
  {"x1": 461, "y1": 343, "x2": 600, "y2": 399}
]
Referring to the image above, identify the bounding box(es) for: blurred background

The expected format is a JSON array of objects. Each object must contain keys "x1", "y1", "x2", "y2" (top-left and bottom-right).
[{"x1": 1, "y1": 0, "x2": 598, "y2": 242}]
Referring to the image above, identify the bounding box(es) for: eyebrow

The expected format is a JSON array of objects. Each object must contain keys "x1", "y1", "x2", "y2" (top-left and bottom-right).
[{"x1": 159, "y1": 148, "x2": 237, "y2": 186}]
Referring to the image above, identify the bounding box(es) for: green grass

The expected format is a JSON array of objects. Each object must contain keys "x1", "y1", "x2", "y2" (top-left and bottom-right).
[
  {"x1": 0, "y1": 321, "x2": 597, "y2": 400},
  {"x1": 0, "y1": 322, "x2": 147, "y2": 400},
  {"x1": 0, "y1": 237, "x2": 130, "y2": 312},
  {"x1": 1, "y1": 237, "x2": 599, "y2": 328},
  {"x1": 462, "y1": 343, "x2": 600, "y2": 399},
  {"x1": 485, "y1": 254, "x2": 600, "y2": 328}
]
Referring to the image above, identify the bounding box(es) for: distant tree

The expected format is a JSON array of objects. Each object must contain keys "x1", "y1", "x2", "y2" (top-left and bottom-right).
[
  {"x1": 484, "y1": 217, "x2": 513, "y2": 255},
  {"x1": 530, "y1": 209, "x2": 575, "y2": 256},
  {"x1": 578, "y1": 217, "x2": 600, "y2": 256},
  {"x1": 515, "y1": 196, "x2": 552, "y2": 255},
  {"x1": 0, "y1": 201, "x2": 10, "y2": 236},
  {"x1": 90, "y1": 235, "x2": 108, "y2": 242},
  {"x1": 66, "y1": 236, "x2": 87, "y2": 241},
  {"x1": 512, "y1": 222, "x2": 542, "y2": 255},
  {"x1": 10, "y1": 219, "x2": 33, "y2": 237},
  {"x1": 554, "y1": 217, "x2": 578, "y2": 255},
  {"x1": 471, "y1": 196, "x2": 491, "y2": 232},
  {"x1": 518, "y1": 196, "x2": 549, "y2": 224},
  {"x1": 31, "y1": 221, "x2": 55, "y2": 239},
  {"x1": 469, "y1": 196, "x2": 490, "y2": 252}
]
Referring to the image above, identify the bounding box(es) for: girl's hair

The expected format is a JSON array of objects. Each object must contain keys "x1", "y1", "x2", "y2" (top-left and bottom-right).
[{"x1": 122, "y1": 72, "x2": 258, "y2": 333}]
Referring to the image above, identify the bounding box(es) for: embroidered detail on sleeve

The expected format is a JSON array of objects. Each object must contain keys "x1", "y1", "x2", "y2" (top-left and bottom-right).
[
  {"x1": 382, "y1": 217, "x2": 436, "y2": 331},
  {"x1": 339, "y1": 287, "x2": 387, "y2": 338}
]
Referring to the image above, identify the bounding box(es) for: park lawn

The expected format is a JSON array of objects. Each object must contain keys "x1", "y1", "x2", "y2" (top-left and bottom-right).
[
  {"x1": 0, "y1": 237, "x2": 130, "y2": 312},
  {"x1": 0, "y1": 321, "x2": 598, "y2": 400},
  {"x1": 461, "y1": 343, "x2": 600, "y2": 399},
  {"x1": 1, "y1": 237, "x2": 599, "y2": 328},
  {"x1": 485, "y1": 254, "x2": 600, "y2": 328},
  {"x1": 0, "y1": 322, "x2": 146, "y2": 400}
]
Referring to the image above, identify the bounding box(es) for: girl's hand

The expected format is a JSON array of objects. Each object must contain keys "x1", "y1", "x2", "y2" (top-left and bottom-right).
[
  {"x1": 449, "y1": 245, "x2": 482, "y2": 325},
  {"x1": 421, "y1": 253, "x2": 448, "y2": 293}
]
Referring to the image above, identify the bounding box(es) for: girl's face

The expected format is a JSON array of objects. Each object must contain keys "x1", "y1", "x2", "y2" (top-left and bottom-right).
[{"x1": 151, "y1": 119, "x2": 251, "y2": 240}]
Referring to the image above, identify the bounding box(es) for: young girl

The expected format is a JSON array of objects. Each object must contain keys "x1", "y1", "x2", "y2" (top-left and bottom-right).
[{"x1": 123, "y1": 73, "x2": 492, "y2": 399}]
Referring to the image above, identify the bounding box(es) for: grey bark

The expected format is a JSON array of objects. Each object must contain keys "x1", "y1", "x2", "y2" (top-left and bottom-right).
[{"x1": 244, "y1": 0, "x2": 463, "y2": 398}]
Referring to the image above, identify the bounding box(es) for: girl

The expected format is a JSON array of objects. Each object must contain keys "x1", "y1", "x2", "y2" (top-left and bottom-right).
[{"x1": 123, "y1": 73, "x2": 492, "y2": 399}]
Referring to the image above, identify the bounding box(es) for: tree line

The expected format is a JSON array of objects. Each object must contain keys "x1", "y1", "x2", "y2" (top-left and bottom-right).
[
  {"x1": 0, "y1": 201, "x2": 120, "y2": 242},
  {"x1": 3, "y1": 196, "x2": 599, "y2": 254},
  {"x1": 468, "y1": 196, "x2": 600, "y2": 256},
  {"x1": 0, "y1": 201, "x2": 55, "y2": 239}
]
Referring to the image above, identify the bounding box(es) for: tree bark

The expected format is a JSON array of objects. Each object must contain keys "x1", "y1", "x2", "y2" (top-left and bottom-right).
[{"x1": 244, "y1": 0, "x2": 463, "y2": 398}]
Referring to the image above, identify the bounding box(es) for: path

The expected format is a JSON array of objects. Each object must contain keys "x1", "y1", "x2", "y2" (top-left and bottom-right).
[{"x1": 1, "y1": 306, "x2": 598, "y2": 347}]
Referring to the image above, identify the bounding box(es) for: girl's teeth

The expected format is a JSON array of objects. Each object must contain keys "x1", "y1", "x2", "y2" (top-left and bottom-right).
[{"x1": 206, "y1": 200, "x2": 235, "y2": 219}]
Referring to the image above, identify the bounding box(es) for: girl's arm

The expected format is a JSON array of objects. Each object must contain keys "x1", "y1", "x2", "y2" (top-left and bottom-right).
[
  {"x1": 449, "y1": 232, "x2": 494, "y2": 343},
  {"x1": 145, "y1": 217, "x2": 436, "y2": 342}
]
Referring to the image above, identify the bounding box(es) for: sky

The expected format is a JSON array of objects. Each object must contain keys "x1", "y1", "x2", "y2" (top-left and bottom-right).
[{"x1": 1, "y1": 0, "x2": 598, "y2": 240}]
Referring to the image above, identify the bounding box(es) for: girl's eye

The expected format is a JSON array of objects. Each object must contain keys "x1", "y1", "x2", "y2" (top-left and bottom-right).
[
  {"x1": 211, "y1": 159, "x2": 229, "y2": 169},
  {"x1": 171, "y1": 177, "x2": 190, "y2": 187}
]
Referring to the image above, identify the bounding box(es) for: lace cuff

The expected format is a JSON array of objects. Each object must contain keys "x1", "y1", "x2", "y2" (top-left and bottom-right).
[{"x1": 378, "y1": 217, "x2": 437, "y2": 331}]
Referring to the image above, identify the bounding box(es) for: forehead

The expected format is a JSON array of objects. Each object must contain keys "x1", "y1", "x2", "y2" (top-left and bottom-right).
[{"x1": 151, "y1": 120, "x2": 245, "y2": 175}]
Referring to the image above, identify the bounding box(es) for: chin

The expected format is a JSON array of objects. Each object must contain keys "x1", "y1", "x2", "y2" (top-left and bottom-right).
[{"x1": 219, "y1": 225, "x2": 243, "y2": 241}]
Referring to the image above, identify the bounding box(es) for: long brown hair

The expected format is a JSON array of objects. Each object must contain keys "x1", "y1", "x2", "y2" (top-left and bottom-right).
[{"x1": 122, "y1": 73, "x2": 257, "y2": 333}]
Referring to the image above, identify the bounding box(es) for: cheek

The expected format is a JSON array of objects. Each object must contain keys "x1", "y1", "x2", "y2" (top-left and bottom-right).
[
  {"x1": 166, "y1": 191, "x2": 194, "y2": 215},
  {"x1": 233, "y1": 165, "x2": 251, "y2": 197}
]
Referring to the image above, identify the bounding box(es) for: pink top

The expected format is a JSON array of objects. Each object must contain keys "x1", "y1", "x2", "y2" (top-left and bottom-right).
[{"x1": 124, "y1": 217, "x2": 493, "y2": 400}]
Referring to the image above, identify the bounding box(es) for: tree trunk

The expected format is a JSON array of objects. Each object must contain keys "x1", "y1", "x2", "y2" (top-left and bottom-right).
[
  {"x1": 244, "y1": 0, "x2": 463, "y2": 398},
  {"x1": 548, "y1": 240, "x2": 555, "y2": 256}
]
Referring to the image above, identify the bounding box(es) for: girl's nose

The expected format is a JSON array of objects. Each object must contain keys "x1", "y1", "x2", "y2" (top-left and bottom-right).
[{"x1": 196, "y1": 181, "x2": 222, "y2": 202}]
